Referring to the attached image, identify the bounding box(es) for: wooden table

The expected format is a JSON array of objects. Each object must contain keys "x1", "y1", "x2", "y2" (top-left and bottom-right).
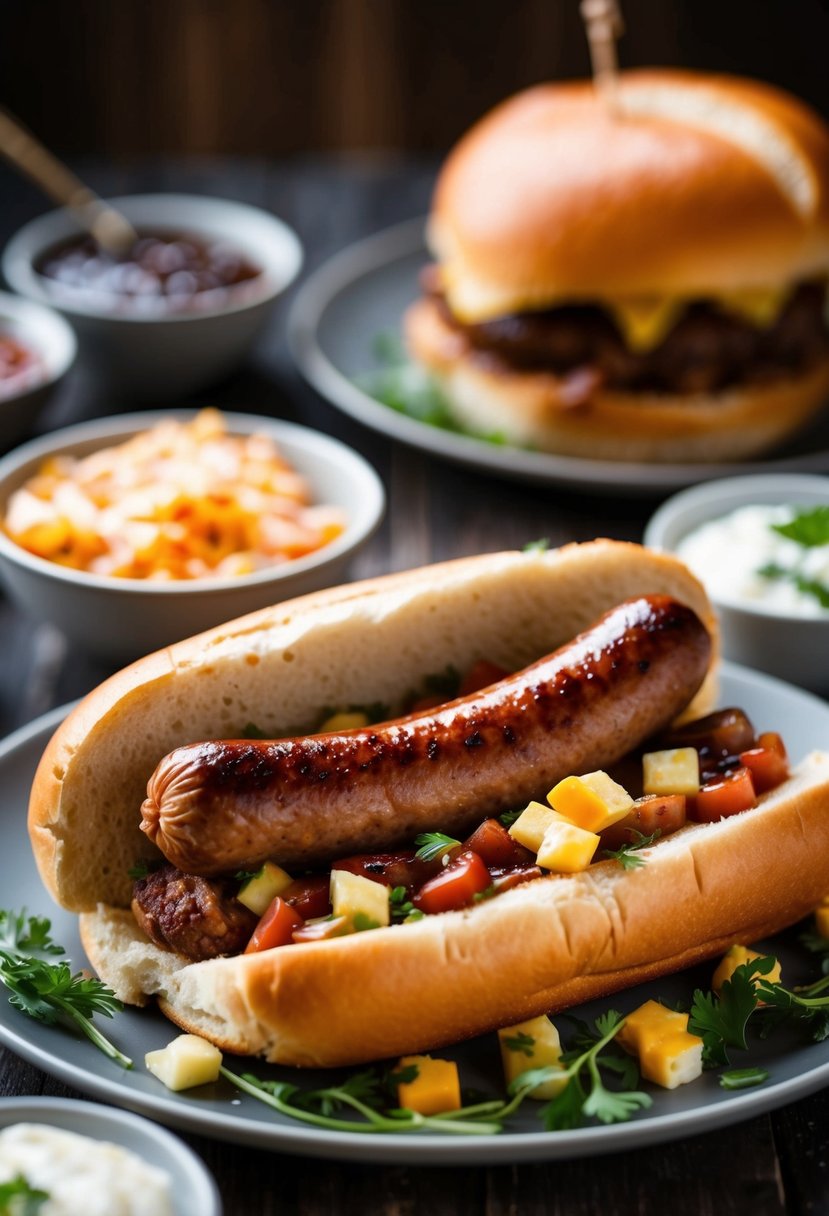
[{"x1": 0, "y1": 157, "x2": 825, "y2": 1215}]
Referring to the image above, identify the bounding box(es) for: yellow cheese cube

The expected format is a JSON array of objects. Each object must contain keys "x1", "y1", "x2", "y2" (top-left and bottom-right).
[
  {"x1": 330, "y1": 868, "x2": 390, "y2": 928},
  {"x1": 237, "y1": 861, "x2": 293, "y2": 915},
  {"x1": 498, "y1": 1016, "x2": 567, "y2": 1100},
  {"x1": 617, "y1": 1000, "x2": 703, "y2": 1090},
  {"x1": 319, "y1": 711, "x2": 371, "y2": 732},
  {"x1": 642, "y1": 748, "x2": 700, "y2": 796},
  {"x1": 548, "y1": 771, "x2": 634, "y2": 833},
  {"x1": 396, "y1": 1055, "x2": 461, "y2": 1115},
  {"x1": 536, "y1": 820, "x2": 599, "y2": 872},
  {"x1": 712, "y1": 946, "x2": 782, "y2": 995},
  {"x1": 816, "y1": 906, "x2": 829, "y2": 939},
  {"x1": 145, "y1": 1034, "x2": 222, "y2": 1091},
  {"x1": 508, "y1": 801, "x2": 559, "y2": 852}
]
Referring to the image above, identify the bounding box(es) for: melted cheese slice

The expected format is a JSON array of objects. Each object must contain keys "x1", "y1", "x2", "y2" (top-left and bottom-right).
[{"x1": 609, "y1": 284, "x2": 795, "y2": 352}]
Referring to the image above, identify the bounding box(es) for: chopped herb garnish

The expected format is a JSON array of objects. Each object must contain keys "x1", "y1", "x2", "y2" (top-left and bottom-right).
[
  {"x1": 390, "y1": 886, "x2": 418, "y2": 923},
  {"x1": 758, "y1": 562, "x2": 829, "y2": 609},
  {"x1": 0, "y1": 909, "x2": 131, "y2": 1069},
  {"x1": 771, "y1": 505, "x2": 829, "y2": 548},
  {"x1": 719, "y1": 1067, "x2": 769, "y2": 1090},
  {"x1": 498, "y1": 808, "x2": 523, "y2": 829},
  {"x1": 242, "y1": 722, "x2": 268, "y2": 739},
  {"x1": 235, "y1": 868, "x2": 262, "y2": 885},
  {"x1": 688, "y1": 956, "x2": 775, "y2": 1067},
  {"x1": 602, "y1": 829, "x2": 661, "y2": 871},
  {"x1": 414, "y1": 832, "x2": 461, "y2": 863},
  {"x1": 0, "y1": 1174, "x2": 50, "y2": 1214},
  {"x1": 522, "y1": 538, "x2": 550, "y2": 553},
  {"x1": 503, "y1": 1031, "x2": 535, "y2": 1057},
  {"x1": 352, "y1": 913, "x2": 381, "y2": 933}
]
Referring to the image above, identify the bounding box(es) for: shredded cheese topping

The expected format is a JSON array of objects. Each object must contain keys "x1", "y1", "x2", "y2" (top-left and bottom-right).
[{"x1": 3, "y1": 409, "x2": 345, "y2": 580}]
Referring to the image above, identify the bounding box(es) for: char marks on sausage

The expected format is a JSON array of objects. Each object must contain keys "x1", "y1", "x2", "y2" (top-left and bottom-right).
[{"x1": 140, "y1": 595, "x2": 710, "y2": 875}]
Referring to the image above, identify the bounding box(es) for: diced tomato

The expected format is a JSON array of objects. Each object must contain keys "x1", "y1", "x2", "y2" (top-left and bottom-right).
[
  {"x1": 332, "y1": 850, "x2": 441, "y2": 891},
  {"x1": 245, "y1": 897, "x2": 304, "y2": 953},
  {"x1": 740, "y1": 734, "x2": 789, "y2": 794},
  {"x1": 458, "y1": 660, "x2": 509, "y2": 697},
  {"x1": 600, "y1": 794, "x2": 687, "y2": 851},
  {"x1": 282, "y1": 875, "x2": 331, "y2": 920},
  {"x1": 490, "y1": 865, "x2": 542, "y2": 894},
  {"x1": 693, "y1": 767, "x2": 757, "y2": 823},
  {"x1": 292, "y1": 915, "x2": 352, "y2": 944},
  {"x1": 463, "y1": 819, "x2": 534, "y2": 870},
  {"x1": 413, "y1": 850, "x2": 492, "y2": 915}
]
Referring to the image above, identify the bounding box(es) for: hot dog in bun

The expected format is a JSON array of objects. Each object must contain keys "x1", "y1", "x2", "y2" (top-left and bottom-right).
[
  {"x1": 27, "y1": 542, "x2": 829, "y2": 1066},
  {"x1": 407, "y1": 70, "x2": 829, "y2": 462}
]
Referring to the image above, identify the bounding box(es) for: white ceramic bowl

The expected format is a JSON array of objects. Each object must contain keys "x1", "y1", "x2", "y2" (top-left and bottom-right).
[
  {"x1": 645, "y1": 474, "x2": 829, "y2": 694},
  {"x1": 0, "y1": 410, "x2": 384, "y2": 660},
  {"x1": 2, "y1": 194, "x2": 302, "y2": 399},
  {"x1": 0, "y1": 290, "x2": 76, "y2": 448},
  {"x1": 0, "y1": 1096, "x2": 221, "y2": 1216}
]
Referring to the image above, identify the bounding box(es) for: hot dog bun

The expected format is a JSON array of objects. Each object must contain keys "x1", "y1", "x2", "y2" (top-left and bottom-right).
[
  {"x1": 44, "y1": 538, "x2": 829, "y2": 1069},
  {"x1": 78, "y1": 749, "x2": 829, "y2": 1066}
]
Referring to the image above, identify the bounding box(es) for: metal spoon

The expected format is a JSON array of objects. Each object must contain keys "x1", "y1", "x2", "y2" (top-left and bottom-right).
[{"x1": 0, "y1": 108, "x2": 137, "y2": 256}]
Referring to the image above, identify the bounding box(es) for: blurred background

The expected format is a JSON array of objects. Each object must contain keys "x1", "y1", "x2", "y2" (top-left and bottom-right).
[{"x1": 2, "y1": 0, "x2": 828, "y2": 157}]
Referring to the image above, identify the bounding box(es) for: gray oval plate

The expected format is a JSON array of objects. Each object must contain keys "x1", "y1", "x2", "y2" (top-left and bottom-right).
[
  {"x1": 288, "y1": 219, "x2": 829, "y2": 497},
  {"x1": 2, "y1": 665, "x2": 829, "y2": 1163},
  {"x1": 0, "y1": 1096, "x2": 221, "y2": 1215}
]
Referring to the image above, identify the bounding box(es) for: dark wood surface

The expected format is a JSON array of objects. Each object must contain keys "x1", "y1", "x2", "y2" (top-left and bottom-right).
[{"x1": 0, "y1": 158, "x2": 826, "y2": 1215}]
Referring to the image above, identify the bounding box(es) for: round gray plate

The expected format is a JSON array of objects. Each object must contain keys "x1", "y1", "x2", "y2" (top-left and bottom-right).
[
  {"x1": 0, "y1": 1096, "x2": 221, "y2": 1215},
  {"x1": 288, "y1": 220, "x2": 829, "y2": 497},
  {"x1": 2, "y1": 665, "x2": 829, "y2": 1163}
]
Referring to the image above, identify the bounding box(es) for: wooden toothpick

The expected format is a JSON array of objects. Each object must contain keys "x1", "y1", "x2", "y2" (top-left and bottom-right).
[{"x1": 580, "y1": 0, "x2": 625, "y2": 112}]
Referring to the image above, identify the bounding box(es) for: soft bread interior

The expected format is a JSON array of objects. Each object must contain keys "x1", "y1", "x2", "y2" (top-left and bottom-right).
[
  {"x1": 80, "y1": 752, "x2": 829, "y2": 1067},
  {"x1": 30, "y1": 542, "x2": 718, "y2": 912}
]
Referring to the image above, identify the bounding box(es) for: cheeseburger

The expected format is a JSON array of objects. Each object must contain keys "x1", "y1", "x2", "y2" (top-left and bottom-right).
[{"x1": 405, "y1": 70, "x2": 829, "y2": 462}]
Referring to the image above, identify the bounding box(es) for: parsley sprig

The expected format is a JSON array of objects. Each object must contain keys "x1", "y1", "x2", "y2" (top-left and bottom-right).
[
  {"x1": 0, "y1": 909, "x2": 131, "y2": 1069},
  {"x1": 602, "y1": 830, "x2": 661, "y2": 871},
  {"x1": 755, "y1": 506, "x2": 829, "y2": 609},
  {"x1": 414, "y1": 832, "x2": 460, "y2": 863},
  {"x1": 0, "y1": 1174, "x2": 49, "y2": 1214}
]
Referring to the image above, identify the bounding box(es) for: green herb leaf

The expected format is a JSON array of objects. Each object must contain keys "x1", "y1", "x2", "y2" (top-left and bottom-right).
[
  {"x1": 0, "y1": 909, "x2": 131, "y2": 1069},
  {"x1": 602, "y1": 830, "x2": 661, "y2": 871},
  {"x1": 503, "y1": 1031, "x2": 535, "y2": 1057},
  {"x1": 757, "y1": 561, "x2": 829, "y2": 609},
  {"x1": 242, "y1": 722, "x2": 268, "y2": 739},
  {"x1": 235, "y1": 868, "x2": 262, "y2": 885},
  {"x1": 770, "y1": 506, "x2": 829, "y2": 548},
  {"x1": 719, "y1": 1067, "x2": 769, "y2": 1090},
  {"x1": 522, "y1": 538, "x2": 550, "y2": 553},
  {"x1": 0, "y1": 1174, "x2": 50, "y2": 1215},
  {"x1": 498, "y1": 809, "x2": 523, "y2": 829},
  {"x1": 689, "y1": 956, "x2": 776, "y2": 1066},
  {"x1": 414, "y1": 832, "x2": 461, "y2": 863},
  {"x1": 352, "y1": 913, "x2": 381, "y2": 933}
]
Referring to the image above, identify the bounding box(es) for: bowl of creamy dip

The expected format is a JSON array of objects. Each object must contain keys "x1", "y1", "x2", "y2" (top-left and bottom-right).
[
  {"x1": 0, "y1": 1097, "x2": 221, "y2": 1216},
  {"x1": 644, "y1": 474, "x2": 829, "y2": 694}
]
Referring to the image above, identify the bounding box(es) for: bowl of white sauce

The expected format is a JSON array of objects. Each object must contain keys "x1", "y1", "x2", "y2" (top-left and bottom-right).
[
  {"x1": 0, "y1": 1097, "x2": 221, "y2": 1216},
  {"x1": 644, "y1": 474, "x2": 829, "y2": 694}
]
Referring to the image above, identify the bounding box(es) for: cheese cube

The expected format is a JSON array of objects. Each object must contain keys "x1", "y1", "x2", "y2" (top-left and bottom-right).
[
  {"x1": 330, "y1": 868, "x2": 390, "y2": 928},
  {"x1": 536, "y1": 820, "x2": 599, "y2": 872},
  {"x1": 145, "y1": 1034, "x2": 222, "y2": 1091},
  {"x1": 237, "y1": 861, "x2": 293, "y2": 915},
  {"x1": 319, "y1": 711, "x2": 371, "y2": 732},
  {"x1": 642, "y1": 748, "x2": 700, "y2": 796},
  {"x1": 548, "y1": 771, "x2": 634, "y2": 833},
  {"x1": 617, "y1": 1001, "x2": 703, "y2": 1090},
  {"x1": 712, "y1": 945, "x2": 782, "y2": 995},
  {"x1": 816, "y1": 906, "x2": 829, "y2": 939},
  {"x1": 395, "y1": 1055, "x2": 461, "y2": 1115},
  {"x1": 508, "y1": 801, "x2": 560, "y2": 852},
  {"x1": 498, "y1": 1016, "x2": 567, "y2": 1099}
]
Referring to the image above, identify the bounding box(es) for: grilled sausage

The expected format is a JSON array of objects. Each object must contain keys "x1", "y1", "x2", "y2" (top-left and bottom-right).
[{"x1": 140, "y1": 595, "x2": 710, "y2": 876}]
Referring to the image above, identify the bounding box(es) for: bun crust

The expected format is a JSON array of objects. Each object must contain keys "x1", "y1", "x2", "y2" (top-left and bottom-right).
[
  {"x1": 79, "y1": 752, "x2": 829, "y2": 1067},
  {"x1": 431, "y1": 70, "x2": 829, "y2": 322},
  {"x1": 30, "y1": 542, "x2": 718, "y2": 912},
  {"x1": 406, "y1": 295, "x2": 829, "y2": 462}
]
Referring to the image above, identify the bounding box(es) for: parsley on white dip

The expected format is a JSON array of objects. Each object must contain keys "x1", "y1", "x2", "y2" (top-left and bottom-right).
[
  {"x1": 676, "y1": 504, "x2": 829, "y2": 617},
  {"x1": 0, "y1": 1124, "x2": 174, "y2": 1216}
]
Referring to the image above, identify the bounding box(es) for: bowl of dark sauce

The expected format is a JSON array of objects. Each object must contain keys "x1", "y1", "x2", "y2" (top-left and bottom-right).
[{"x1": 3, "y1": 195, "x2": 302, "y2": 399}]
